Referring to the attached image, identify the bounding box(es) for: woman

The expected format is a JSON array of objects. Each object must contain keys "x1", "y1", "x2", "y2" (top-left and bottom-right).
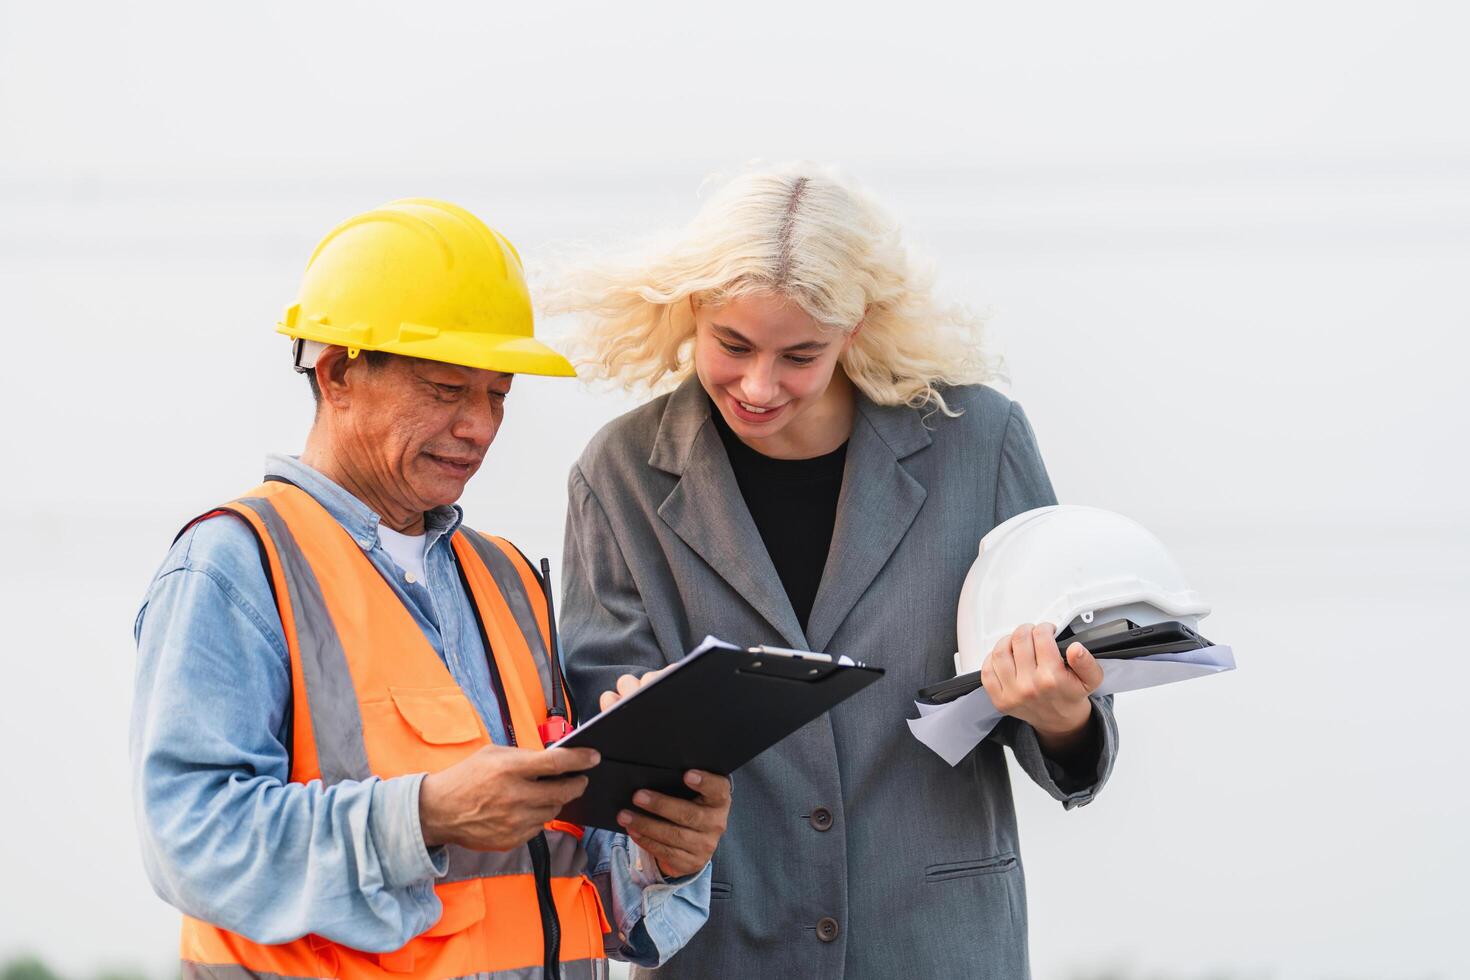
[{"x1": 550, "y1": 164, "x2": 1118, "y2": 979}]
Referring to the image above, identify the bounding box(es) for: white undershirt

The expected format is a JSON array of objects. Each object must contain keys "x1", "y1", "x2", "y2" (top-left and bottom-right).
[{"x1": 377, "y1": 525, "x2": 428, "y2": 586}]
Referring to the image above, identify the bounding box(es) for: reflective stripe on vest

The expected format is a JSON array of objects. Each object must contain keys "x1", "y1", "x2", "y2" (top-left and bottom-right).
[
  {"x1": 235, "y1": 493, "x2": 371, "y2": 786},
  {"x1": 182, "y1": 960, "x2": 610, "y2": 980},
  {"x1": 457, "y1": 530, "x2": 557, "y2": 707},
  {"x1": 177, "y1": 482, "x2": 609, "y2": 980}
]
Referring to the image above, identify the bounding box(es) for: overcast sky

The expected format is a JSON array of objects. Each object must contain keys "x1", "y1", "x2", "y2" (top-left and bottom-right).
[{"x1": 1, "y1": 2, "x2": 1466, "y2": 978}]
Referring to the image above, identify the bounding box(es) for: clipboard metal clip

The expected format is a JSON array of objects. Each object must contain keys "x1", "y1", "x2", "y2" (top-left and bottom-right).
[{"x1": 746, "y1": 645, "x2": 865, "y2": 668}]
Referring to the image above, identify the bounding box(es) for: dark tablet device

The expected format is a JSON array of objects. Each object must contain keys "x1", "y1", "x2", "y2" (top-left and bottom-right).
[
  {"x1": 1081, "y1": 620, "x2": 1208, "y2": 659},
  {"x1": 552, "y1": 642, "x2": 884, "y2": 830},
  {"x1": 915, "y1": 619, "x2": 1212, "y2": 705}
]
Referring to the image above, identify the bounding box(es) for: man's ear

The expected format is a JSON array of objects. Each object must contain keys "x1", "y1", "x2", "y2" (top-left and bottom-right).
[{"x1": 313, "y1": 346, "x2": 356, "y2": 408}]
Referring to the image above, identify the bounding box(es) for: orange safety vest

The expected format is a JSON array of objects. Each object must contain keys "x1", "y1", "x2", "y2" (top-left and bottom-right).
[{"x1": 176, "y1": 480, "x2": 610, "y2": 980}]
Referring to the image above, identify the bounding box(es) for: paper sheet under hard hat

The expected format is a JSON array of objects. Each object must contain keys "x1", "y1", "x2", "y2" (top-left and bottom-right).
[{"x1": 907, "y1": 645, "x2": 1236, "y2": 766}]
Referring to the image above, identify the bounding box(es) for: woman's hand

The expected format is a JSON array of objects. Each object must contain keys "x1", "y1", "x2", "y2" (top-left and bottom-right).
[
  {"x1": 980, "y1": 623, "x2": 1104, "y2": 755},
  {"x1": 599, "y1": 667, "x2": 734, "y2": 878},
  {"x1": 598, "y1": 665, "x2": 674, "y2": 712}
]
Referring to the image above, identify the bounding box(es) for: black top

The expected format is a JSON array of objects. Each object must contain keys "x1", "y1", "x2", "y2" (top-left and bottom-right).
[{"x1": 711, "y1": 403, "x2": 848, "y2": 634}]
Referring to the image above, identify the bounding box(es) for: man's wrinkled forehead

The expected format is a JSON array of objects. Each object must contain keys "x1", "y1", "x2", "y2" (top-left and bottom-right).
[{"x1": 407, "y1": 359, "x2": 514, "y2": 383}]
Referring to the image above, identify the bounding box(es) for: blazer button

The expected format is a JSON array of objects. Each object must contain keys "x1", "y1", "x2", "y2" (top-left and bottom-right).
[
  {"x1": 816, "y1": 916, "x2": 840, "y2": 942},
  {"x1": 809, "y1": 806, "x2": 833, "y2": 831}
]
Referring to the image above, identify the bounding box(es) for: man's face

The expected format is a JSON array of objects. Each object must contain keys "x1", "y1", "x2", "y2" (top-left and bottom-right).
[{"x1": 335, "y1": 355, "x2": 513, "y2": 511}]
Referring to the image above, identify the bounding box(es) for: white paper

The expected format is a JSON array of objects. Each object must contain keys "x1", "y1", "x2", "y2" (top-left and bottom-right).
[{"x1": 906, "y1": 645, "x2": 1236, "y2": 766}]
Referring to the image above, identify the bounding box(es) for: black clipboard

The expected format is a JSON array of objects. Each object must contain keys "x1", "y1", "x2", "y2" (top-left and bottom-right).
[{"x1": 552, "y1": 638, "x2": 884, "y2": 831}]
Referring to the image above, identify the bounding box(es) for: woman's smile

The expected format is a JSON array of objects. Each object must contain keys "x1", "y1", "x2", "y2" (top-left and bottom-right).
[{"x1": 728, "y1": 394, "x2": 789, "y2": 424}]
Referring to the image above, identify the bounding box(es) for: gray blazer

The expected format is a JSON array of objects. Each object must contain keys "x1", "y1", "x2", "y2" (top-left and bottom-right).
[{"x1": 561, "y1": 377, "x2": 1119, "y2": 979}]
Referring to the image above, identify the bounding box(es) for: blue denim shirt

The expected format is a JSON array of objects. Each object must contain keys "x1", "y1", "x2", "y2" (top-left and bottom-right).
[{"x1": 130, "y1": 454, "x2": 710, "y2": 965}]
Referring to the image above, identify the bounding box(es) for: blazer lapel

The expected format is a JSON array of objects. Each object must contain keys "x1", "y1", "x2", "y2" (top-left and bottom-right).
[
  {"x1": 804, "y1": 397, "x2": 931, "y2": 655},
  {"x1": 653, "y1": 378, "x2": 808, "y2": 649}
]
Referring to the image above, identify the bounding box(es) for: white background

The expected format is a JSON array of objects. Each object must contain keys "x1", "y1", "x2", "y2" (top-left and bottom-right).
[{"x1": 1, "y1": 2, "x2": 1466, "y2": 978}]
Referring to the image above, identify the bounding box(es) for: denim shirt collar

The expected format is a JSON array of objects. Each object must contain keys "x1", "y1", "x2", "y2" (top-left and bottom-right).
[{"x1": 263, "y1": 453, "x2": 464, "y2": 553}]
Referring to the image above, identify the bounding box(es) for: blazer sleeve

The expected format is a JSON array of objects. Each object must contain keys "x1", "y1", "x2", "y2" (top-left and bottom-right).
[
  {"x1": 986, "y1": 401, "x2": 1121, "y2": 810},
  {"x1": 560, "y1": 461, "x2": 672, "y2": 720}
]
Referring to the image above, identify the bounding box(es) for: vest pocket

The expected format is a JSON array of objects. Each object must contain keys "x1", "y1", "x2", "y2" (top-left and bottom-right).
[
  {"x1": 579, "y1": 876, "x2": 613, "y2": 954},
  {"x1": 423, "y1": 880, "x2": 488, "y2": 937},
  {"x1": 388, "y1": 686, "x2": 484, "y2": 744},
  {"x1": 376, "y1": 881, "x2": 488, "y2": 973}
]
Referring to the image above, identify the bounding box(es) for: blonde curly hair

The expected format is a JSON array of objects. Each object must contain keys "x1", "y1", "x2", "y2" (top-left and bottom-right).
[{"x1": 540, "y1": 163, "x2": 1000, "y2": 415}]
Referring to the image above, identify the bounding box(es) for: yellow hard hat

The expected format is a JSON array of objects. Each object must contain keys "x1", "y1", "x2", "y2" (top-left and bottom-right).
[{"x1": 278, "y1": 198, "x2": 574, "y2": 377}]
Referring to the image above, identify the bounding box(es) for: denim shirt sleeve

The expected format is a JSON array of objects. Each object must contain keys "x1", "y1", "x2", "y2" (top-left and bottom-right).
[
  {"x1": 585, "y1": 830, "x2": 712, "y2": 965},
  {"x1": 130, "y1": 515, "x2": 447, "y2": 950}
]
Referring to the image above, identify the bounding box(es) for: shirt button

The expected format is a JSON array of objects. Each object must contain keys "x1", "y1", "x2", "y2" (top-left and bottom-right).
[
  {"x1": 404, "y1": 571, "x2": 416, "y2": 584},
  {"x1": 809, "y1": 806, "x2": 833, "y2": 832},
  {"x1": 816, "y1": 916, "x2": 840, "y2": 942}
]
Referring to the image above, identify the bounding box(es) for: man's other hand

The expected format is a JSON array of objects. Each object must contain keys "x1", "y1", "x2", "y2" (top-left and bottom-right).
[
  {"x1": 617, "y1": 770, "x2": 733, "y2": 879},
  {"x1": 419, "y1": 745, "x2": 599, "y2": 851}
]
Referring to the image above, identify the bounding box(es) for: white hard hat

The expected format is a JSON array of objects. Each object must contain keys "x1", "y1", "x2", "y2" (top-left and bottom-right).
[{"x1": 955, "y1": 505, "x2": 1211, "y2": 675}]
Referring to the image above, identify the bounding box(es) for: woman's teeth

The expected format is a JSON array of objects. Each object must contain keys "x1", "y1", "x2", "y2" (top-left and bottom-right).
[{"x1": 739, "y1": 402, "x2": 771, "y2": 414}]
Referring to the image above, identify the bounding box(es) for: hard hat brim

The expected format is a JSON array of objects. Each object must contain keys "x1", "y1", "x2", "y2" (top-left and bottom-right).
[
  {"x1": 414, "y1": 332, "x2": 577, "y2": 378},
  {"x1": 279, "y1": 323, "x2": 577, "y2": 378}
]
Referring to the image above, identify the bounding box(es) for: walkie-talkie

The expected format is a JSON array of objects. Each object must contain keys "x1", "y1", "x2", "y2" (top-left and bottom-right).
[{"x1": 536, "y1": 557, "x2": 573, "y2": 744}]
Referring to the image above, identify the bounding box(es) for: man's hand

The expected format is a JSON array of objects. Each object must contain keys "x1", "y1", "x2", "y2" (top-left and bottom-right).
[
  {"x1": 419, "y1": 744, "x2": 600, "y2": 851},
  {"x1": 618, "y1": 771, "x2": 732, "y2": 879},
  {"x1": 981, "y1": 623, "x2": 1103, "y2": 757},
  {"x1": 600, "y1": 668, "x2": 733, "y2": 878}
]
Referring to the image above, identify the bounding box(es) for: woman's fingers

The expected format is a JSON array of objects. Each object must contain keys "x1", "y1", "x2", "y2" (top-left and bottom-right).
[
  {"x1": 1011, "y1": 623, "x2": 1038, "y2": 676},
  {"x1": 639, "y1": 664, "x2": 675, "y2": 688},
  {"x1": 992, "y1": 634, "x2": 1018, "y2": 688},
  {"x1": 600, "y1": 666, "x2": 676, "y2": 713},
  {"x1": 600, "y1": 672, "x2": 644, "y2": 711},
  {"x1": 986, "y1": 624, "x2": 1100, "y2": 739},
  {"x1": 1066, "y1": 642, "x2": 1104, "y2": 692},
  {"x1": 979, "y1": 658, "x2": 999, "y2": 695},
  {"x1": 1032, "y1": 624, "x2": 1071, "y2": 689}
]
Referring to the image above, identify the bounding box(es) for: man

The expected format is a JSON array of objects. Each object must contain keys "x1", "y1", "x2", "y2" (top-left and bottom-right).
[{"x1": 131, "y1": 199, "x2": 731, "y2": 980}]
